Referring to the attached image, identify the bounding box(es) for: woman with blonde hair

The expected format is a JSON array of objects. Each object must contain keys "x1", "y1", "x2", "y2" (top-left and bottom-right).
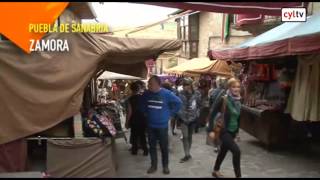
[{"x1": 210, "y1": 78, "x2": 242, "y2": 178}]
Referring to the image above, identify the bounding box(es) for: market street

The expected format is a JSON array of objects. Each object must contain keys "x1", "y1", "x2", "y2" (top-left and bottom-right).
[
  {"x1": 115, "y1": 128, "x2": 320, "y2": 178},
  {"x1": 1, "y1": 2, "x2": 320, "y2": 178}
]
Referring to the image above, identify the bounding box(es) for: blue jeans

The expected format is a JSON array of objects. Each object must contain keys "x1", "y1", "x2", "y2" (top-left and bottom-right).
[{"x1": 148, "y1": 127, "x2": 169, "y2": 168}]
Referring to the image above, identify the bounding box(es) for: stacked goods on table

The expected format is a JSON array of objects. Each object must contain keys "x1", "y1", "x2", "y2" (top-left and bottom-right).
[{"x1": 82, "y1": 100, "x2": 123, "y2": 139}]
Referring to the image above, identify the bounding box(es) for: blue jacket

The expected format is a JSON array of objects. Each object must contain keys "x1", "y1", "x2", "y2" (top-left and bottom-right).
[{"x1": 140, "y1": 88, "x2": 182, "y2": 128}]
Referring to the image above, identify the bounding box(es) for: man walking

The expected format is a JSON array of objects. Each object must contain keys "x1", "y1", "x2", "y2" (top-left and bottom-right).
[{"x1": 140, "y1": 75, "x2": 182, "y2": 175}]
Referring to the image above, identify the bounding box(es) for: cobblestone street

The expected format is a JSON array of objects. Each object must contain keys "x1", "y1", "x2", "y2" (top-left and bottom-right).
[{"x1": 115, "y1": 128, "x2": 320, "y2": 178}]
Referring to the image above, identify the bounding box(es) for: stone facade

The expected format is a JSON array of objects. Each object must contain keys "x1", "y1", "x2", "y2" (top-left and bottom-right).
[
  {"x1": 198, "y1": 12, "x2": 252, "y2": 58},
  {"x1": 173, "y1": 12, "x2": 253, "y2": 64},
  {"x1": 175, "y1": 11, "x2": 253, "y2": 62}
]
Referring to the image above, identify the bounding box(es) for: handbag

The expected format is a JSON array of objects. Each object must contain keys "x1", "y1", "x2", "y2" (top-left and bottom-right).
[{"x1": 209, "y1": 96, "x2": 227, "y2": 142}]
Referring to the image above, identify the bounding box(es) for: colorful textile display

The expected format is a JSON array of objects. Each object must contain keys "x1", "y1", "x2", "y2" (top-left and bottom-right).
[
  {"x1": 83, "y1": 100, "x2": 122, "y2": 138},
  {"x1": 248, "y1": 63, "x2": 277, "y2": 81}
]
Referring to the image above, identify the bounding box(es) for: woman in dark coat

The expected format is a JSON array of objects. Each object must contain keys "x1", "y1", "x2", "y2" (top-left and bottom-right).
[{"x1": 125, "y1": 81, "x2": 148, "y2": 155}]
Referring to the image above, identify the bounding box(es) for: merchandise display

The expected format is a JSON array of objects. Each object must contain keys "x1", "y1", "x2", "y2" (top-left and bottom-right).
[
  {"x1": 82, "y1": 101, "x2": 122, "y2": 138},
  {"x1": 241, "y1": 61, "x2": 296, "y2": 112}
]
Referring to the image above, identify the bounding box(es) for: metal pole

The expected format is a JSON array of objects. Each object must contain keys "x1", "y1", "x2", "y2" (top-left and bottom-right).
[{"x1": 160, "y1": 59, "x2": 163, "y2": 74}]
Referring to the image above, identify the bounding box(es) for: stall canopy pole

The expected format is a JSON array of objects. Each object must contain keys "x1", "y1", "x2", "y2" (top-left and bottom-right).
[{"x1": 221, "y1": 14, "x2": 226, "y2": 43}]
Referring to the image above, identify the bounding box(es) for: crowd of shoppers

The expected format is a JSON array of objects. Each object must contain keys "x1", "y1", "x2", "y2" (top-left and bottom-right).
[{"x1": 124, "y1": 75, "x2": 242, "y2": 177}]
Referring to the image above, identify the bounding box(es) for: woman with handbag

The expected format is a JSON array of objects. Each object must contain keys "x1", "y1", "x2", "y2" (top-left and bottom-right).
[
  {"x1": 206, "y1": 79, "x2": 227, "y2": 152},
  {"x1": 210, "y1": 78, "x2": 242, "y2": 178}
]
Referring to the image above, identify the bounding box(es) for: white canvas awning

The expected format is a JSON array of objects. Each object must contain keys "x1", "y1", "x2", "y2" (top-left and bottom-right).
[{"x1": 98, "y1": 71, "x2": 142, "y2": 80}]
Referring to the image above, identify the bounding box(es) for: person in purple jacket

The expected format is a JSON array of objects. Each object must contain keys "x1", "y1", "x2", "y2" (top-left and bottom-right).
[{"x1": 140, "y1": 75, "x2": 182, "y2": 175}]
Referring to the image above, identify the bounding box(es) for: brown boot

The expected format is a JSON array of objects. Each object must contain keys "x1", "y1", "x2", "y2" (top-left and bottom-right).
[{"x1": 212, "y1": 171, "x2": 224, "y2": 178}]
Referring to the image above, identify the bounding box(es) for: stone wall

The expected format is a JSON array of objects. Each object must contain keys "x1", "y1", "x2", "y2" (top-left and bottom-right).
[{"x1": 198, "y1": 12, "x2": 252, "y2": 58}]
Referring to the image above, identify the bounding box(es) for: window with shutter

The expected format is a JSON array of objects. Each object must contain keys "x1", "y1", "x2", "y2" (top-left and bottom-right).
[{"x1": 177, "y1": 13, "x2": 199, "y2": 59}]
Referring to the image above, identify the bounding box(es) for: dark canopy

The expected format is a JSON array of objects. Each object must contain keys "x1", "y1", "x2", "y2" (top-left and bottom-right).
[{"x1": 208, "y1": 14, "x2": 320, "y2": 61}]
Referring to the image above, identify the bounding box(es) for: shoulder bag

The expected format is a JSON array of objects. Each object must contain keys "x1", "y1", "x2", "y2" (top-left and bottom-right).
[{"x1": 209, "y1": 96, "x2": 227, "y2": 142}]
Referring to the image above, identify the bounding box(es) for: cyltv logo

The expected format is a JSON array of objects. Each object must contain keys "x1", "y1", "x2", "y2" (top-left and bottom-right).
[{"x1": 282, "y1": 8, "x2": 307, "y2": 22}]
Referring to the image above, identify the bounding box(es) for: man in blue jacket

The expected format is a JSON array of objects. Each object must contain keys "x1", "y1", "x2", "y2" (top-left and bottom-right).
[{"x1": 140, "y1": 75, "x2": 182, "y2": 175}]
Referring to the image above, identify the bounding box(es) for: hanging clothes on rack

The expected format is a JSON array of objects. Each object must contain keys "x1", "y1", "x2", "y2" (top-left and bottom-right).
[{"x1": 286, "y1": 54, "x2": 320, "y2": 122}]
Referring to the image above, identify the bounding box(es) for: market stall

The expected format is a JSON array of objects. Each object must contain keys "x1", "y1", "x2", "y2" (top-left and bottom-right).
[
  {"x1": 0, "y1": 32, "x2": 181, "y2": 176},
  {"x1": 96, "y1": 71, "x2": 142, "y2": 102},
  {"x1": 209, "y1": 14, "x2": 320, "y2": 148},
  {"x1": 157, "y1": 74, "x2": 178, "y2": 84},
  {"x1": 164, "y1": 57, "x2": 234, "y2": 77},
  {"x1": 84, "y1": 70, "x2": 145, "y2": 146}
]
